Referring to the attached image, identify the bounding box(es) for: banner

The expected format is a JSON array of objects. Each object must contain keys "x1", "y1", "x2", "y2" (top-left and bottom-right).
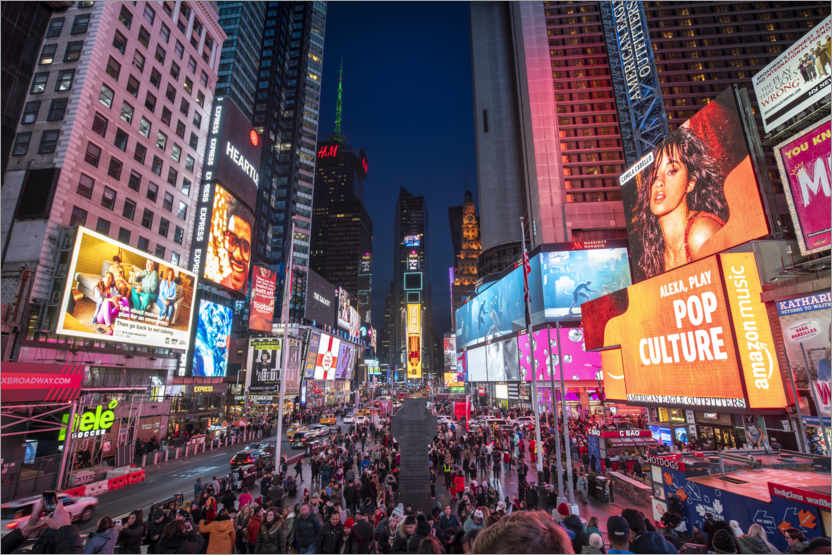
[
  {"x1": 250, "y1": 339, "x2": 281, "y2": 393},
  {"x1": 0, "y1": 362, "x2": 84, "y2": 403},
  {"x1": 203, "y1": 184, "x2": 254, "y2": 294},
  {"x1": 752, "y1": 16, "x2": 831, "y2": 133},
  {"x1": 57, "y1": 227, "x2": 197, "y2": 350},
  {"x1": 620, "y1": 88, "x2": 769, "y2": 283},
  {"x1": 776, "y1": 291, "x2": 831, "y2": 391},
  {"x1": 192, "y1": 299, "x2": 233, "y2": 377},
  {"x1": 773, "y1": 117, "x2": 831, "y2": 255},
  {"x1": 407, "y1": 303, "x2": 421, "y2": 334},
  {"x1": 249, "y1": 266, "x2": 277, "y2": 332},
  {"x1": 407, "y1": 334, "x2": 422, "y2": 379}
]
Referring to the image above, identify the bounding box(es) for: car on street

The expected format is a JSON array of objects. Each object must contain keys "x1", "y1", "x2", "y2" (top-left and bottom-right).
[
  {"x1": 230, "y1": 449, "x2": 267, "y2": 467},
  {"x1": 319, "y1": 413, "x2": 336, "y2": 425},
  {"x1": 2, "y1": 493, "x2": 97, "y2": 533},
  {"x1": 287, "y1": 424, "x2": 306, "y2": 439},
  {"x1": 289, "y1": 425, "x2": 328, "y2": 449},
  {"x1": 246, "y1": 442, "x2": 275, "y2": 454},
  {"x1": 342, "y1": 415, "x2": 354, "y2": 424}
]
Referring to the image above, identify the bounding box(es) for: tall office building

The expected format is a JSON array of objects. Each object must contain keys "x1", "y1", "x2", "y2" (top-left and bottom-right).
[
  {"x1": 381, "y1": 281, "x2": 395, "y2": 366},
  {"x1": 448, "y1": 190, "x2": 481, "y2": 313},
  {"x1": 2, "y1": 0, "x2": 223, "y2": 333},
  {"x1": 470, "y1": 1, "x2": 828, "y2": 278},
  {"x1": 310, "y1": 66, "x2": 373, "y2": 316},
  {"x1": 251, "y1": 1, "x2": 326, "y2": 320},
  {"x1": 215, "y1": 2, "x2": 266, "y2": 121}
]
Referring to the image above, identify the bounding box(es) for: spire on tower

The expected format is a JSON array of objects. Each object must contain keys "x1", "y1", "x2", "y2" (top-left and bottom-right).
[{"x1": 333, "y1": 58, "x2": 344, "y2": 142}]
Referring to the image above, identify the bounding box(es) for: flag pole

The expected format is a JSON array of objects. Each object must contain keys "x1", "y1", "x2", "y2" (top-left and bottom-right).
[
  {"x1": 275, "y1": 218, "x2": 296, "y2": 471},
  {"x1": 520, "y1": 217, "x2": 544, "y2": 474}
]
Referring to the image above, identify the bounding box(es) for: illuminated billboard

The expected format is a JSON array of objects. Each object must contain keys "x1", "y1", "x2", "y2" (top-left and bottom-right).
[
  {"x1": 752, "y1": 16, "x2": 831, "y2": 133},
  {"x1": 192, "y1": 299, "x2": 233, "y2": 377},
  {"x1": 443, "y1": 336, "x2": 457, "y2": 372},
  {"x1": 304, "y1": 269, "x2": 335, "y2": 327},
  {"x1": 485, "y1": 336, "x2": 520, "y2": 382},
  {"x1": 337, "y1": 288, "x2": 351, "y2": 330},
  {"x1": 776, "y1": 291, "x2": 831, "y2": 391},
  {"x1": 407, "y1": 303, "x2": 421, "y2": 334},
  {"x1": 303, "y1": 331, "x2": 321, "y2": 378},
  {"x1": 407, "y1": 335, "x2": 422, "y2": 379},
  {"x1": 583, "y1": 253, "x2": 787, "y2": 409},
  {"x1": 403, "y1": 234, "x2": 421, "y2": 247},
  {"x1": 335, "y1": 341, "x2": 354, "y2": 380},
  {"x1": 249, "y1": 337, "x2": 303, "y2": 395},
  {"x1": 518, "y1": 327, "x2": 602, "y2": 382},
  {"x1": 620, "y1": 88, "x2": 769, "y2": 283},
  {"x1": 404, "y1": 272, "x2": 422, "y2": 291},
  {"x1": 249, "y1": 265, "x2": 276, "y2": 332},
  {"x1": 314, "y1": 333, "x2": 340, "y2": 380},
  {"x1": 444, "y1": 372, "x2": 464, "y2": 389},
  {"x1": 57, "y1": 227, "x2": 196, "y2": 350},
  {"x1": 467, "y1": 346, "x2": 487, "y2": 382},
  {"x1": 772, "y1": 117, "x2": 831, "y2": 256},
  {"x1": 348, "y1": 306, "x2": 361, "y2": 339},
  {"x1": 203, "y1": 184, "x2": 254, "y2": 294}
]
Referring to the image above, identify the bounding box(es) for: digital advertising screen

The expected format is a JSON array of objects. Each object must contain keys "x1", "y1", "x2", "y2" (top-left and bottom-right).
[
  {"x1": 772, "y1": 117, "x2": 831, "y2": 256},
  {"x1": 443, "y1": 336, "x2": 457, "y2": 372},
  {"x1": 407, "y1": 334, "x2": 422, "y2": 379},
  {"x1": 457, "y1": 351, "x2": 467, "y2": 383},
  {"x1": 550, "y1": 327, "x2": 602, "y2": 381},
  {"x1": 314, "y1": 333, "x2": 340, "y2": 380},
  {"x1": 620, "y1": 88, "x2": 769, "y2": 284},
  {"x1": 192, "y1": 299, "x2": 233, "y2": 377},
  {"x1": 466, "y1": 346, "x2": 487, "y2": 382},
  {"x1": 203, "y1": 184, "x2": 254, "y2": 294},
  {"x1": 407, "y1": 303, "x2": 421, "y2": 334},
  {"x1": 444, "y1": 372, "x2": 464, "y2": 389},
  {"x1": 304, "y1": 269, "x2": 335, "y2": 326},
  {"x1": 519, "y1": 329, "x2": 550, "y2": 382},
  {"x1": 583, "y1": 252, "x2": 786, "y2": 410},
  {"x1": 57, "y1": 227, "x2": 196, "y2": 350},
  {"x1": 249, "y1": 265, "x2": 277, "y2": 332},
  {"x1": 337, "y1": 288, "x2": 351, "y2": 330},
  {"x1": 250, "y1": 339, "x2": 280, "y2": 392},
  {"x1": 485, "y1": 336, "x2": 519, "y2": 382},
  {"x1": 304, "y1": 330, "x2": 321, "y2": 378},
  {"x1": 283, "y1": 336, "x2": 303, "y2": 395},
  {"x1": 348, "y1": 306, "x2": 361, "y2": 339},
  {"x1": 335, "y1": 342, "x2": 354, "y2": 380},
  {"x1": 776, "y1": 291, "x2": 831, "y2": 387}
]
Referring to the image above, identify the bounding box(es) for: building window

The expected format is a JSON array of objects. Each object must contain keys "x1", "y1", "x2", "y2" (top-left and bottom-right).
[
  {"x1": 126, "y1": 75, "x2": 140, "y2": 97},
  {"x1": 46, "y1": 17, "x2": 65, "y2": 38},
  {"x1": 128, "y1": 170, "x2": 141, "y2": 191},
  {"x1": 160, "y1": 23, "x2": 170, "y2": 43},
  {"x1": 181, "y1": 178, "x2": 191, "y2": 196},
  {"x1": 101, "y1": 186, "x2": 116, "y2": 210},
  {"x1": 119, "y1": 6, "x2": 133, "y2": 29},
  {"x1": 38, "y1": 130, "x2": 59, "y2": 153},
  {"x1": 39, "y1": 44, "x2": 57, "y2": 65},
  {"x1": 188, "y1": 132, "x2": 198, "y2": 149},
  {"x1": 166, "y1": 166, "x2": 178, "y2": 186},
  {"x1": 120, "y1": 101, "x2": 134, "y2": 123},
  {"x1": 200, "y1": 70, "x2": 208, "y2": 87},
  {"x1": 147, "y1": 181, "x2": 158, "y2": 202},
  {"x1": 154, "y1": 244, "x2": 165, "y2": 259},
  {"x1": 134, "y1": 142, "x2": 147, "y2": 163},
  {"x1": 137, "y1": 236, "x2": 149, "y2": 252},
  {"x1": 170, "y1": 144, "x2": 181, "y2": 163},
  {"x1": 150, "y1": 68, "x2": 161, "y2": 88},
  {"x1": 96, "y1": 217, "x2": 110, "y2": 234},
  {"x1": 173, "y1": 225, "x2": 184, "y2": 244},
  {"x1": 107, "y1": 156, "x2": 123, "y2": 180},
  {"x1": 132, "y1": 51, "x2": 145, "y2": 73},
  {"x1": 113, "y1": 30, "x2": 127, "y2": 54},
  {"x1": 165, "y1": 84, "x2": 176, "y2": 103},
  {"x1": 183, "y1": 76, "x2": 192, "y2": 94},
  {"x1": 175, "y1": 120, "x2": 185, "y2": 138},
  {"x1": 71, "y1": 13, "x2": 90, "y2": 34},
  {"x1": 184, "y1": 154, "x2": 194, "y2": 172},
  {"x1": 138, "y1": 26, "x2": 150, "y2": 48},
  {"x1": 92, "y1": 112, "x2": 108, "y2": 136},
  {"x1": 156, "y1": 131, "x2": 167, "y2": 151},
  {"x1": 176, "y1": 201, "x2": 187, "y2": 220},
  {"x1": 114, "y1": 128, "x2": 128, "y2": 151},
  {"x1": 152, "y1": 155, "x2": 163, "y2": 176},
  {"x1": 21, "y1": 101, "x2": 40, "y2": 124},
  {"x1": 141, "y1": 208, "x2": 153, "y2": 229},
  {"x1": 138, "y1": 117, "x2": 151, "y2": 137},
  {"x1": 77, "y1": 173, "x2": 94, "y2": 198},
  {"x1": 158, "y1": 217, "x2": 169, "y2": 237},
  {"x1": 174, "y1": 40, "x2": 184, "y2": 59},
  {"x1": 192, "y1": 111, "x2": 201, "y2": 129},
  {"x1": 64, "y1": 41, "x2": 83, "y2": 63},
  {"x1": 122, "y1": 198, "x2": 135, "y2": 219},
  {"x1": 187, "y1": 56, "x2": 197, "y2": 74},
  {"x1": 98, "y1": 84, "x2": 114, "y2": 108},
  {"x1": 163, "y1": 192, "x2": 173, "y2": 211},
  {"x1": 46, "y1": 98, "x2": 68, "y2": 121},
  {"x1": 12, "y1": 132, "x2": 31, "y2": 156},
  {"x1": 118, "y1": 227, "x2": 131, "y2": 243},
  {"x1": 55, "y1": 69, "x2": 75, "y2": 91},
  {"x1": 161, "y1": 107, "x2": 172, "y2": 126},
  {"x1": 143, "y1": 4, "x2": 155, "y2": 25},
  {"x1": 84, "y1": 141, "x2": 101, "y2": 166},
  {"x1": 179, "y1": 98, "x2": 189, "y2": 117},
  {"x1": 77, "y1": 1, "x2": 94, "y2": 8},
  {"x1": 106, "y1": 56, "x2": 121, "y2": 81},
  {"x1": 155, "y1": 45, "x2": 166, "y2": 65},
  {"x1": 170, "y1": 62, "x2": 180, "y2": 81},
  {"x1": 70, "y1": 205, "x2": 87, "y2": 227},
  {"x1": 145, "y1": 91, "x2": 156, "y2": 112},
  {"x1": 31, "y1": 72, "x2": 48, "y2": 94},
  {"x1": 196, "y1": 90, "x2": 205, "y2": 107},
  {"x1": 170, "y1": 252, "x2": 179, "y2": 265}
]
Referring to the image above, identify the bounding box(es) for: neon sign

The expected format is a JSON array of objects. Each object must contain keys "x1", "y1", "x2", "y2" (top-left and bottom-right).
[
  {"x1": 249, "y1": 129, "x2": 259, "y2": 147},
  {"x1": 59, "y1": 399, "x2": 118, "y2": 440},
  {"x1": 318, "y1": 144, "x2": 339, "y2": 159},
  {"x1": 361, "y1": 155, "x2": 368, "y2": 175}
]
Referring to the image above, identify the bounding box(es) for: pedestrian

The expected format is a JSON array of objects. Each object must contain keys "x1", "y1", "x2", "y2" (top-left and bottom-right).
[
  {"x1": 83, "y1": 516, "x2": 119, "y2": 554},
  {"x1": 198, "y1": 508, "x2": 236, "y2": 554},
  {"x1": 194, "y1": 478, "x2": 203, "y2": 502},
  {"x1": 293, "y1": 504, "x2": 322, "y2": 554},
  {"x1": 116, "y1": 510, "x2": 145, "y2": 554},
  {"x1": 317, "y1": 509, "x2": 346, "y2": 554},
  {"x1": 255, "y1": 509, "x2": 283, "y2": 553}
]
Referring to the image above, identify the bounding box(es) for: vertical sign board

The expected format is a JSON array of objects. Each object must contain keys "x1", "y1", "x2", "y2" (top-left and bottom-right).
[
  {"x1": 600, "y1": 0, "x2": 670, "y2": 166},
  {"x1": 407, "y1": 303, "x2": 422, "y2": 379},
  {"x1": 772, "y1": 116, "x2": 831, "y2": 255}
]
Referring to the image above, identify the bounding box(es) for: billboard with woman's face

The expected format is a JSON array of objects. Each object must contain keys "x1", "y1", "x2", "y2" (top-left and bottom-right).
[
  {"x1": 203, "y1": 184, "x2": 254, "y2": 294},
  {"x1": 620, "y1": 88, "x2": 770, "y2": 283},
  {"x1": 56, "y1": 227, "x2": 196, "y2": 350}
]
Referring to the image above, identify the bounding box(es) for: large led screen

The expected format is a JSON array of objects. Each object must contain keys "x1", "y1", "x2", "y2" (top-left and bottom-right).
[
  {"x1": 454, "y1": 264, "x2": 526, "y2": 349},
  {"x1": 485, "y1": 336, "x2": 520, "y2": 382},
  {"x1": 337, "y1": 288, "x2": 351, "y2": 330},
  {"x1": 583, "y1": 253, "x2": 786, "y2": 409},
  {"x1": 304, "y1": 269, "x2": 335, "y2": 327},
  {"x1": 204, "y1": 184, "x2": 254, "y2": 294},
  {"x1": 314, "y1": 333, "x2": 340, "y2": 380},
  {"x1": 519, "y1": 329, "x2": 550, "y2": 382},
  {"x1": 539, "y1": 248, "x2": 631, "y2": 320},
  {"x1": 466, "y1": 346, "x2": 487, "y2": 382},
  {"x1": 250, "y1": 339, "x2": 280, "y2": 392},
  {"x1": 57, "y1": 227, "x2": 197, "y2": 350},
  {"x1": 249, "y1": 265, "x2": 276, "y2": 332},
  {"x1": 776, "y1": 291, "x2": 831, "y2": 386},
  {"x1": 192, "y1": 300, "x2": 233, "y2": 377},
  {"x1": 303, "y1": 331, "x2": 321, "y2": 378},
  {"x1": 518, "y1": 327, "x2": 602, "y2": 382},
  {"x1": 335, "y1": 342, "x2": 354, "y2": 380},
  {"x1": 620, "y1": 88, "x2": 769, "y2": 283}
]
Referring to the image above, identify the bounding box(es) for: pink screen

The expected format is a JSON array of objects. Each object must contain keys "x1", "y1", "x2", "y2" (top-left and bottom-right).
[{"x1": 519, "y1": 327, "x2": 601, "y2": 382}]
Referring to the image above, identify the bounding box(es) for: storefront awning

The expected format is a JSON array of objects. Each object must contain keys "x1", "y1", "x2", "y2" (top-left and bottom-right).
[{"x1": 607, "y1": 437, "x2": 658, "y2": 448}]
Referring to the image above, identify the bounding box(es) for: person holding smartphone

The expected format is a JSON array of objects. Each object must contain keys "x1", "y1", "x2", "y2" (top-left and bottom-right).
[{"x1": 1, "y1": 496, "x2": 82, "y2": 554}]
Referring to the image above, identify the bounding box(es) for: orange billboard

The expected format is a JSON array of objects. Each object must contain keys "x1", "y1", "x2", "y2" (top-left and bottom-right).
[{"x1": 583, "y1": 253, "x2": 785, "y2": 410}]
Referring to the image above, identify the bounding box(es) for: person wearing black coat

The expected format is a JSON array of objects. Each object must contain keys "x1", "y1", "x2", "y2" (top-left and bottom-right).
[
  {"x1": 293, "y1": 505, "x2": 321, "y2": 552},
  {"x1": 116, "y1": 511, "x2": 146, "y2": 554},
  {"x1": 317, "y1": 511, "x2": 345, "y2": 554},
  {"x1": 349, "y1": 512, "x2": 374, "y2": 554},
  {"x1": 155, "y1": 520, "x2": 204, "y2": 554},
  {"x1": 2, "y1": 499, "x2": 83, "y2": 554}
]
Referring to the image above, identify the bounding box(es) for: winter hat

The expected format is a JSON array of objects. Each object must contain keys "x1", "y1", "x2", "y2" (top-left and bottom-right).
[
  {"x1": 473, "y1": 509, "x2": 484, "y2": 520},
  {"x1": 403, "y1": 515, "x2": 417, "y2": 526},
  {"x1": 607, "y1": 516, "x2": 630, "y2": 540},
  {"x1": 712, "y1": 528, "x2": 738, "y2": 554},
  {"x1": 557, "y1": 502, "x2": 570, "y2": 517},
  {"x1": 589, "y1": 533, "x2": 603, "y2": 549}
]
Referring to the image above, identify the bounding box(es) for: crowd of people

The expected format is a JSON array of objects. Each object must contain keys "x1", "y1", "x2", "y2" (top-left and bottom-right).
[{"x1": 4, "y1": 400, "x2": 829, "y2": 554}]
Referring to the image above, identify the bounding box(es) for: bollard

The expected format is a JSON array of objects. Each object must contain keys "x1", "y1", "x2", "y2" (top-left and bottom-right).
[
  {"x1": 165, "y1": 449, "x2": 170, "y2": 463},
  {"x1": 141, "y1": 454, "x2": 147, "y2": 467},
  {"x1": 185, "y1": 445, "x2": 190, "y2": 457},
  {"x1": 176, "y1": 447, "x2": 181, "y2": 459}
]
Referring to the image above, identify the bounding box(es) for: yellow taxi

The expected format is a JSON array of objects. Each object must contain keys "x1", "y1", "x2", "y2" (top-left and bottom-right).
[
  {"x1": 287, "y1": 424, "x2": 306, "y2": 440},
  {"x1": 358, "y1": 409, "x2": 372, "y2": 417},
  {"x1": 319, "y1": 413, "x2": 336, "y2": 425}
]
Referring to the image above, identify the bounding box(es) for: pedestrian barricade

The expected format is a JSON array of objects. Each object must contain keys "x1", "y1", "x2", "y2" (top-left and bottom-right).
[
  {"x1": 107, "y1": 475, "x2": 127, "y2": 491},
  {"x1": 61, "y1": 486, "x2": 86, "y2": 498},
  {"x1": 84, "y1": 479, "x2": 109, "y2": 496}
]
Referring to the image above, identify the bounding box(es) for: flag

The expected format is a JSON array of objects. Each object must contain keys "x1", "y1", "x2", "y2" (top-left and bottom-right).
[{"x1": 521, "y1": 226, "x2": 532, "y2": 327}]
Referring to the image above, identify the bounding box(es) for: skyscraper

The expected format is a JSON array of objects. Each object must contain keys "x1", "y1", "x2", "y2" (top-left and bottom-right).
[
  {"x1": 310, "y1": 65, "x2": 373, "y2": 317},
  {"x1": 448, "y1": 190, "x2": 481, "y2": 313},
  {"x1": 251, "y1": 1, "x2": 326, "y2": 320},
  {"x1": 215, "y1": 2, "x2": 266, "y2": 121},
  {"x1": 470, "y1": 1, "x2": 828, "y2": 278}
]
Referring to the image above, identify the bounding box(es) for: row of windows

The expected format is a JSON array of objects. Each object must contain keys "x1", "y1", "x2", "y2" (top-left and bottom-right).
[
  {"x1": 11, "y1": 129, "x2": 60, "y2": 156},
  {"x1": 45, "y1": 12, "x2": 91, "y2": 38},
  {"x1": 39, "y1": 41, "x2": 84, "y2": 65}
]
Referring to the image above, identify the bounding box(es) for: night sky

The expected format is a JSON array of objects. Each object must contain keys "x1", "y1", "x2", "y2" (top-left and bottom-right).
[{"x1": 316, "y1": 2, "x2": 477, "y2": 339}]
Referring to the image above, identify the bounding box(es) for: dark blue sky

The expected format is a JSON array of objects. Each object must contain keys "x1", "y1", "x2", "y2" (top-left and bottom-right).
[{"x1": 316, "y1": 2, "x2": 477, "y2": 338}]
